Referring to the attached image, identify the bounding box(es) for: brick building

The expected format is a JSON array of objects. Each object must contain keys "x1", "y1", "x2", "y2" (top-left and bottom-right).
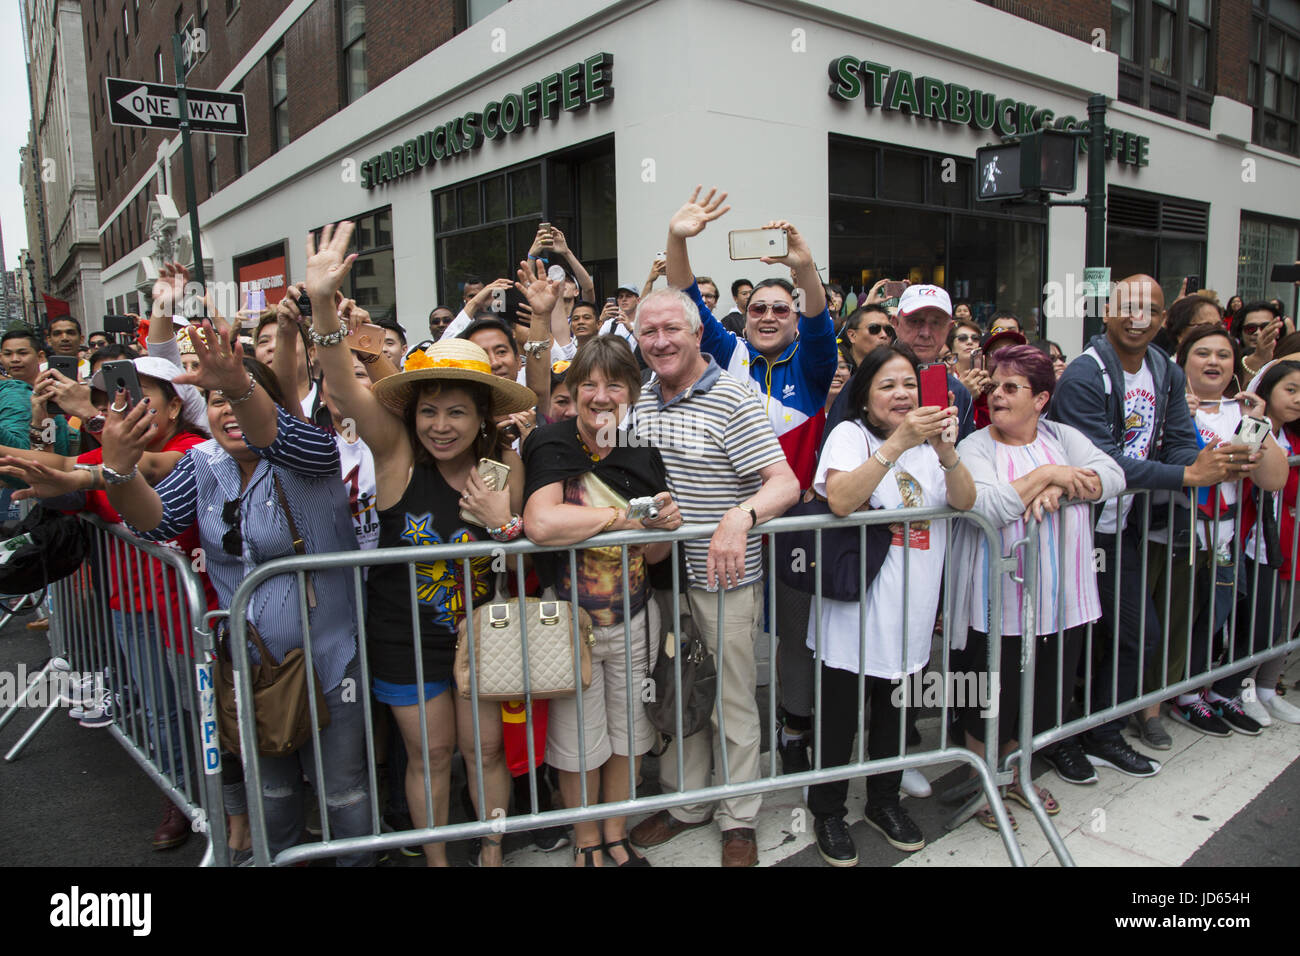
[{"x1": 77, "y1": 0, "x2": 1300, "y2": 347}]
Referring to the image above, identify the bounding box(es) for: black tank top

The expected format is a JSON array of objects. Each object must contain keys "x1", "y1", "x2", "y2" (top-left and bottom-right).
[{"x1": 366, "y1": 460, "x2": 492, "y2": 685}]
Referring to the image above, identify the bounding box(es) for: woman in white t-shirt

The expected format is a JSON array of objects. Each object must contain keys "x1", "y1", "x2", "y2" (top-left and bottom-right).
[
  {"x1": 805, "y1": 344, "x2": 974, "y2": 865},
  {"x1": 1147, "y1": 326, "x2": 1287, "y2": 739}
]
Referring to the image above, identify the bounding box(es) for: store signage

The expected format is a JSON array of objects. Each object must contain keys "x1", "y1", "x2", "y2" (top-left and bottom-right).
[
  {"x1": 827, "y1": 57, "x2": 1149, "y2": 167},
  {"x1": 360, "y1": 53, "x2": 614, "y2": 190}
]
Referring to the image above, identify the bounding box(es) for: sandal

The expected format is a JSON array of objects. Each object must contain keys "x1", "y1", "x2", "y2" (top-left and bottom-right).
[
  {"x1": 604, "y1": 837, "x2": 651, "y2": 868},
  {"x1": 974, "y1": 805, "x2": 1018, "y2": 831},
  {"x1": 574, "y1": 844, "x2": 605, "y2": 867},
  {"x1": 1003, "y1": 781, "x2": 1061, "y2": 816}
]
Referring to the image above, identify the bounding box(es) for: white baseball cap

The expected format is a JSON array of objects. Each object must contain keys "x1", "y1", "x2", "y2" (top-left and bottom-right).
[{"x1": 897, "y1": 284, "x2": 953, "y2": 319}]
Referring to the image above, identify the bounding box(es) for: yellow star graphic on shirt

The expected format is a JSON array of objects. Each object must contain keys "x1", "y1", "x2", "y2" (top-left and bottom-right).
[
  {"x1": 401, "y1": 512, "x2": 435, "y2": 547},
  {"x1": 784, "y1": 412, "x2": 792, "y2": 423},
  {"x1": 740, "y1": 357, "x2": 749, "y2": 368}
]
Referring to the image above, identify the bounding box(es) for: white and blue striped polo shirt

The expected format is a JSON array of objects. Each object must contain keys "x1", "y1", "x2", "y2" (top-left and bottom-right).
[{"x1": 633, "y1": 358, "x2": 786, "y2": 591}]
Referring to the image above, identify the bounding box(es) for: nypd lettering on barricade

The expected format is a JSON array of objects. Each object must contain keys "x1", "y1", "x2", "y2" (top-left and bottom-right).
[
  {"x1": 360, "y1": 53, "x2": 614, "y2": 190},
  {"x1": 49, "y1": 887, "x2": 152, "y2": 937},
  {"x1": 827, "y1": 56, "x2": 1150, "y2": 167},
  {"x1": 197, "y1": 659, "x2": 221, "y2": 775}
]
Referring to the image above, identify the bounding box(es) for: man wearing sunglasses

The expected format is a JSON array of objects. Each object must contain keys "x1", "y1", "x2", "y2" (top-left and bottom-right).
[
  {"x1": 664, "y1": 186, "x2": 836, "y2": 492},
  {"x1": 841, "y1": 304, "x2": 895, "y2": 367}
]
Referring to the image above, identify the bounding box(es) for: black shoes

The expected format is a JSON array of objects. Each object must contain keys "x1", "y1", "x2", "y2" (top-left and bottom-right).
[
  {"x1": 779, "y1": 732, "x2": 811, "y2": 774},
  {"x1": 1211, "y1": 696, "x2": 1263, "y2": 736},
  {"x1": 1042, "y1": 738, "x2": 1099, "y2": 785},
  {"x1": 1082, "y1": 733, "x2": 1161, "y2": 777},
  {"x1": 814, "y1": 814, "x2": 858, "y2": 867},
  {"x1": 1168, "y1": 697, "x2": 1232, "y2": 738},
  {"x1": 864, "y1": 803, "x2": 926, "y2": 852}
]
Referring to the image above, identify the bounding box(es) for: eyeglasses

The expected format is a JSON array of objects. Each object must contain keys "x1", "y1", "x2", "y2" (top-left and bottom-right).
[
  {"x1": 1242, "y1": 323, "x2": 1270, "y2": 335},
  {"x1": 989, "y1": 381, "x2": 1035, "y2": 396},
  {"x1": 954, "y1": 333, "x2": 979, "y2": 343},
  {"x1": 221, "y1": 499, "x2": 242, "y2": 557},
  {"x1": 747, "y1": 302, "x2": 794, "y2": 318}
]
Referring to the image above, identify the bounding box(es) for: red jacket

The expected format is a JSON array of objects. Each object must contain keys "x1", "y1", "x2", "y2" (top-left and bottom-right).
[{"x1": 1240, "y1": 424, "x2": 1300, "y2": 580}]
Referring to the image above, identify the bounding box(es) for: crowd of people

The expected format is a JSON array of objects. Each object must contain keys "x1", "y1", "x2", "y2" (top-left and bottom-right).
[{"x1": 4, "y1": 185, "x2": 1300, "y2": 868}]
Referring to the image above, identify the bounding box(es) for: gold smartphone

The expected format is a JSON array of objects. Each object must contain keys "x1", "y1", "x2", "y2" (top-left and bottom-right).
[{"x1": 461, "y1": 458, "x2": 511, "y2": 524}]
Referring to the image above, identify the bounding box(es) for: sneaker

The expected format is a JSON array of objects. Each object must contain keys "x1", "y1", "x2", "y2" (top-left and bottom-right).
[
  {"x1": 230, "y1": 847, "x2": 254, "y2": 867},
  {"x1": 77, "y1": 694, "x2": 119, "y2": 728},
  {"x1": 382, "y1": 811, "x2": 423, "y2": 858},
  {"x1": 1265, "y1": 694, "x2": 1300, "y2": 725},
  {"x1": 1042, "y1": 738, "x2": 1099, "y2": 785},
  {"x1": 531, "y1": 825, "x2": 571, "y2": 853},
  {"x1": 814, "y1": 815, "x2": 858, "y2": 867},
  {"x1": 900, "y1": 768, "x2": 932, "y2": 798},
  {"x1": 1240, "y1": 694, "x2": 1272, "y2": 727},
  {"x1": 1212, "y1": 696, "x2": 1263, "y2": 736},
  {"x1": 1168, "y1": 697, "x2": 1232, "y2": 738},
  {"x1": 68, "y1": 695, "x2": 105, "y2": 721},
  {"x1": 779, "y1": 732, "x2": 810, "y2": 774},
  {"x1": 1129, "y1": 714, "x2": 1173, "y2": 750},
  {"x1": 1082, "y1": 734, "x2": 1161, "y2": 778},
  {"x1": 864, "y1": 803, "x2": 926, "y2": 852}
]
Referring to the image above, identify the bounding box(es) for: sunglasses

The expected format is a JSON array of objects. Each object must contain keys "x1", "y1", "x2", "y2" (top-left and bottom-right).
[
  {"x1": 865, "y1": 323, "x2": 895, "y2": 337},
  {"x1": 747, "y1": 302, "x2": 795, "y2": 318},
  {"x1": 221, "y1": 499, "x2": 242, "y2": 557},
  {"x1": 1242, "y1": 323, "x2": 1270, "y2": 335},
  {"x1": 988, "y1": 381, "x2": 1035, "y2": 396},
  {"x1": 954, "y1": 333, "x2": 979, "y2": 343}
]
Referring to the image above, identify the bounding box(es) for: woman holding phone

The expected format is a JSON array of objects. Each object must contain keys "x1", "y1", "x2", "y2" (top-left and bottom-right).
[
  {"x1": 805, "y1": 343, "x2": 974, "y2": 865},
  {"x1": 522, "y1": 336, "x2": 682, "y2": 866},
  {"x1": 305, "y1": 221, "x2": 543, "y2": 867}
]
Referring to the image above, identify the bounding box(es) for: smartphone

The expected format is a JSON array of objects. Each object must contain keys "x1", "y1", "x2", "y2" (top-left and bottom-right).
[
  {"x1": 626, "y1": 496, "x2": 660, "y2": 521},
  {"x1": 344, "y1": 322, "x2": 386, "y2": 355},
  {"x1": 102, "y1": 314, "x2": 136, "y2": 333},
  {"x1": 970, "y1": 347, "x2": 985, "y2": 371},
  {"x1": 919, "y1": 362, "x2": 949, "y2": 409},
  {"x1": 728, "y1": 228, "x2": 788, "y2": 261},
  {"x1": 297, "y1": 290, "x2": 313, "y2": 318},
  {"x1": 1185, "y1": 275, "x2": 1200, "y2": 292},
  {"x1": 48, "y1": 355, "x2": 79, "y2": 382},
  {"x1": 100, "y1": 360, "x2": 143, "y2": 407},
  {"x1": 1232, "y1": 415, "x2": 1270, "y2": 455},
  {"x1": 882, "y1": 280, "x2": 908, "y2": 298},
  {"x1": 461, "y1": 458, "x2": 512, "y2": 524},
  {"x1": 604, "y1": 297, "x2": 617, "y2": 309}
]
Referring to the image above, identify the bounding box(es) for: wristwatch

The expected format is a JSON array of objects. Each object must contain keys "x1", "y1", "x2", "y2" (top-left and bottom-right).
[
  {"x1": 523, "y1": 339, "x2": 553, "y2": 360},
  {"x1": 735, "y1": 504, "x2": 757, "y2": 527}
]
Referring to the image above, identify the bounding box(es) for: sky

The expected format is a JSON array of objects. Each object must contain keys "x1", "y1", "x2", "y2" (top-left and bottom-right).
[{"x1": 0, "y1": 1, "x2": 33, "y2": 276}]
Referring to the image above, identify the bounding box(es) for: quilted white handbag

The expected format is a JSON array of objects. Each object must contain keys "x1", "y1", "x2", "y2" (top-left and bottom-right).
[{"x1": 455, "y1": 580, "x2": 594, "y2": 701}]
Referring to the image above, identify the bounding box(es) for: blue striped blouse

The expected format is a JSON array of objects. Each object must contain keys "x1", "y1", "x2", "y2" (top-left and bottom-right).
[{"x1": 132, "y1": 405, "x2": 360, "y2": 691}]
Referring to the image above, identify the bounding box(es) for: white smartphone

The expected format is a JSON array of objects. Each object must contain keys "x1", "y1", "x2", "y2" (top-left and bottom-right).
[
  {"x1": 728, "y1": 228, "x2": 788, "y2": 261},
  {"x1": 1232, "y1": 415, "x2": 1270, "y2": 455}
]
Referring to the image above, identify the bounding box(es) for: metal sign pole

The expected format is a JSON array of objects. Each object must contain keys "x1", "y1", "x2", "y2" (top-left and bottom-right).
[
  {"x1": 1084, "y1": 93, "x2": 1108, "y2": 342},
  {"x1": 171, "y1": 33, "x2": 207, "y2": 296}
]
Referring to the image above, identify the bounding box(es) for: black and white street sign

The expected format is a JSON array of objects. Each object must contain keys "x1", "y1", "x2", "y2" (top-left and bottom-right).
[{"x1": 105, "y1": 77, "x2": 246, "y2": 135}]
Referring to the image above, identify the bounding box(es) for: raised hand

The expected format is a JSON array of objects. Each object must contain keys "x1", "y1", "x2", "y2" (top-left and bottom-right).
[
  {"x1": 151, "y1": 261, "x2": 190, "y2": 317},
  {"x1": 101, "y1": 394, "x2": 159, "y2": 475},
  {"x1": 757, "y1": 220, "x2": 810, "y2": 269},
  {"x1": 0, "y1": 456, "x2": 87, "y2": 502},
  {"x1": 304, "y1": 222, "x2": 358, "y2": 303},
  {"x1": 515, "y1": 259, "x2": 561, "y2": 319},
  {"x1": 173, "y1": 321, "x2": 248, "y2": 394},
  {"x1": 668, "y1": 186, "x2": 731, "y2": 240}
]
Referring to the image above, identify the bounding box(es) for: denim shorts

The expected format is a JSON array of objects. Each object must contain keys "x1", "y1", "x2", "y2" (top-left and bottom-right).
[{"x1": 373, "y1": 676, "x2": 451, "y2": 707}]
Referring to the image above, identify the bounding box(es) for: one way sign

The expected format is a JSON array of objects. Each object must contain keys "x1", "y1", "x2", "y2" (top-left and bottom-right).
[{"x1": 106, "y1": 77, "x2": 247, "y2": 135}]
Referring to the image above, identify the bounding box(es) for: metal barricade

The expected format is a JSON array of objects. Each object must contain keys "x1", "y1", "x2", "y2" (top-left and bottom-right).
[
  {"x1": 225, "y1": 504, "x2": 1025, "y2": 867},
  {"x1": 1011, "y1": 462, "x2": 1300, "y2": 866},
  {"x1": 0, "y1": 514, "x2": 228, "y2": 866}
]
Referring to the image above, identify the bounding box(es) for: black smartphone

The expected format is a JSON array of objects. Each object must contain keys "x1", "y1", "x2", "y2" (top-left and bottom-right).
[
  {"x1": 1185, "y1": 275, "x2": 1200, "y2": 292},
  {"x1": 45, "y1": 355, "x2": 79, "y2": 418},
  {"x1": 102, "y1": 314, "x2": 136, "y2": 333},
  {"x1": 99, "y1": 359, "x2": 143, "y2": 407},
  {"x1": 297, "y1": 290, "x2": 313, "y2": 318}
]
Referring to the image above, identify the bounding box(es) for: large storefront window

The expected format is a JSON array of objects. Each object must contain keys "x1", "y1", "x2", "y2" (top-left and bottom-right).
[
  {"x1": 433, "y1": 137, "x2": 616, "y2": 308},
  {"x1": 1106, "y1": 187, "x2": 1207, "y2": 307},
  {"x1": 828, "y1": 136, "x2": 1047, "y2": 334},
  {"x1": 1238, "y1": 213, "x2": 1299, "y2": 312},
  {"x1": 311, "y1": 206, "x2": 396, "y2": 321}
]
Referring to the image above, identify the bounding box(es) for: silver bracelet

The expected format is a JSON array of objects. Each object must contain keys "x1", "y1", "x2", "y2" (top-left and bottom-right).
[
  {"x1": 940, "y1": 455, "x2": 962, "y2": 473},
  {"x1": 220, "y1": 373, "x2": 258, "y2": 406},
  {"x1": 101, "y1": 463, "x2": 139, "y2": 485},
  {"x1": 872, "y1": 450, "x2": 894, "y2": 469},
  {"x1": 308, "y1": 325, "x2": 348, "y2": 348}
]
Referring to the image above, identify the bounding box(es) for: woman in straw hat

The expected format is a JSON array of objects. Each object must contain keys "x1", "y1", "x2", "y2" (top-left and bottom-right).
[{"x1": 305, "y1": 221, "x2": 551, "y2": 867}]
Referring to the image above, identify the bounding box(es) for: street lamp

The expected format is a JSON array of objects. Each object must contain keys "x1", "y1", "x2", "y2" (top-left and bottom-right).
[{"x1": 23, "y1": 252, "x2": 38, "y2": 330}]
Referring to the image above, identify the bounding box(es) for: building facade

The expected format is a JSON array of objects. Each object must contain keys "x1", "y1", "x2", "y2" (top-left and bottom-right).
[
  {"x1": 85, "y1": 0, "x2": 1300, "y2": 350},
  {"x1": 22, "y1": 0, "x2": 103, "y2": 331}
]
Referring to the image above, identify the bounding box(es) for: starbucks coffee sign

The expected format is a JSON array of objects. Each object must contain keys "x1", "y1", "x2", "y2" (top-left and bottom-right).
[{"x1": 828, "y1": 56, "x2": 1150, "y2": 167}]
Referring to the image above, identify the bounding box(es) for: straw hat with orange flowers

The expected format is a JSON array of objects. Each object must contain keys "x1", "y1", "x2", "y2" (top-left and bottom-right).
[{"x1": 371, "y1": 338, "x2": 536, "y2": 417}]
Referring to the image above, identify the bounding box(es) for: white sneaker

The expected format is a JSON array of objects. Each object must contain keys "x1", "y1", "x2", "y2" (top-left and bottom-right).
[
  {"x1": 1241, "y1": 695, "x2": 1272, "y2": 727},
  {"x1": 900, "y1": 768, "x2": 932, "y2": 798},
  {"x1": 1265, "y1": 695, "x2": 1300, "y2": 725}
]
